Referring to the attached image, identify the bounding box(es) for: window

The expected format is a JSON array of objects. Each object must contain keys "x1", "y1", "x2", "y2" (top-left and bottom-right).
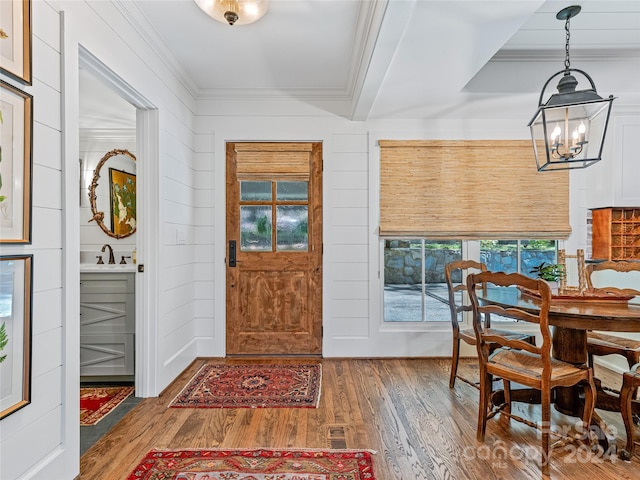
[
  {"x1": 480, "y1": 240, "x2": 558, "y2": 277},
  {"x1": 384, "y1": 240, "x2": 462, "y2": 322},
  {"x1": 239, "y1": 181, "x2": 309, "y2": 252},
  {"x1": 383, "y1": 239, "x2": 557, "y2": 323}
]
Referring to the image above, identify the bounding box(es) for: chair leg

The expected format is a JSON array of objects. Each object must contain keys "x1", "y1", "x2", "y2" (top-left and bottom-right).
[
  {"x1": 449, "y1": 336, "x2": 461, "y2": 388},
  {"x1": 581, "y1": 378, "x2": 597, "y2": 448},
  {"x1": 620, "y1": 373, "x2": 637, "y2": 460},
  {"x1": 477, "y1": 369, "x2": 492, "y2": 441},
  {"x1": 625, "y1": 353, "x2": 640, "y2": 401},
  {"x1": 502, "y1": 379, "x2": 511, "y2": 418},
  {"x1": 540, "y1": 386, "x2": 552, "y2": 478}
]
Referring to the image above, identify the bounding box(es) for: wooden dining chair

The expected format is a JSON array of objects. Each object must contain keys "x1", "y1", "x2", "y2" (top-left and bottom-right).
[
  {"x1": 445, "y1": 261, "x2": 535, "y2": 389},
  {"x1": 620, "y1": 362, "x2": 640, "y2": 460},
  {"x1": 467, "y1": 271, "x2": 596, "y2": 477},
  {"x1": 584, "y1": 261, "x2": 640, "y2": 386}
]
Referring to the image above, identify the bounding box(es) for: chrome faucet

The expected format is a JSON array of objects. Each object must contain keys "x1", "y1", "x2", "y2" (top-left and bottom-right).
[{"x1": 101, "y1": 244, "x2": 115, "y2": 264}]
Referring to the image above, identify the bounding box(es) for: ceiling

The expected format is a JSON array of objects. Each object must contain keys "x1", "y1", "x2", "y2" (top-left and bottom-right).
[{"x1": 80, "y1": 0, "x2": 640, "y2": 128}]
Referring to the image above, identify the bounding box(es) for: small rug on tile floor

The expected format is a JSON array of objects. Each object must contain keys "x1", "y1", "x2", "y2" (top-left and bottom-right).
[
  {"x1": 127, "y1": 448, "x2": 377, "y2": 480},
  {"x1": 169, "y1": 363, "x2": 322, "y2": 408},
  {"x1": 80, "y1": 386, "x2": 134, "y2": 426}
]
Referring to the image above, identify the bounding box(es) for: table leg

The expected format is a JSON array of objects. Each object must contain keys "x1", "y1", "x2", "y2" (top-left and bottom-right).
[{"x1": 552, "y1": 326, "x2": 587, "y2": 416}]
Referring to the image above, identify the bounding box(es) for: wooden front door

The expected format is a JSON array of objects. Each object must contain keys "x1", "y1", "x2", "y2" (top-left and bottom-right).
[{"x1": 226, "y1": 142, "x2": 322, "y2": 355}]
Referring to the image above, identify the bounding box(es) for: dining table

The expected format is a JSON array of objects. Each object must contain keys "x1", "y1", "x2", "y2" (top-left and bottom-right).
[{"x1": 478, "y1": 286, "x2": 640, "y2": 454}]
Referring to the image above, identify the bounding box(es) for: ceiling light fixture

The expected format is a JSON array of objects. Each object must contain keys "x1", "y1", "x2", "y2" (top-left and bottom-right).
[
  {"x1": 194, "y1": 0, "x2": 269, "y2": 26},
  {"x1": 528, "y1": 5, "x2": 615, "y2": 172}
]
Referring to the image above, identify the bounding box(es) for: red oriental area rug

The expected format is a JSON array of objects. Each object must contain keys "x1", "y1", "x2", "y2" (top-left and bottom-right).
[
  {"x1": 127, "y1": 448, "x2": 377, "y2": 480},
  {"x1": 80, "y1": 386, "x2": 134, "y2": 426},
  {"x1": 169, "y1": 364, "x2": 322, "y2": 409}
]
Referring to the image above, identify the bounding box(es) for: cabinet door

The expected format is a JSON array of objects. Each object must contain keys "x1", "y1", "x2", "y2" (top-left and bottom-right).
[
  {"x1": 80, "y1": 272, "x2": 135, "y2": 376},
  {"x1": 80, "y1": 334, "x2": 134, "y2": 376},
  {"x1": 80, "y1": 293, "x2": 135, "y2": 334}
]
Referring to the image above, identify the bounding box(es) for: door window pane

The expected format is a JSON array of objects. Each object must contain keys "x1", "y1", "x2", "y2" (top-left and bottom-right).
[
  {"x1": 240, "y1": 206, "x2": 272, "y2": 251},
  {"x1": 276, "y1": 206, "x2": 308, "y2": 251},
  {"x1": 240, "y1": 181, "x2": 272, "y2": 201},
  {"x1": 276, "y1": 182, "x2": 308, "y2": 201}
]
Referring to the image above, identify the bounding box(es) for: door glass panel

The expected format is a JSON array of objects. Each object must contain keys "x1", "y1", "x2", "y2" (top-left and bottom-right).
[
  {"x1": 276, "y1": 181, "x2": 308, "y2": 201},
  {"x1": 240, "y1": 181, "x2": 272, "y2": 201},
  {"x1": 276, "y1": 206, "x2": 308, "y2": 251},
  {"x1": 240, "y1": 206, "x2": 272, "y2": 251}
]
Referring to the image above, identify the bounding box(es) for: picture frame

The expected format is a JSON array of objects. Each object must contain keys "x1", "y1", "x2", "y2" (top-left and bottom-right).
[
  {"x1": 89, "y1": 148, "x2": 136, "y2": 239},
  {"x1": 0, "y1": 80, "x2": 33, "y2": 244},
  {"x1": 0, "y1": 0, "x2": 32, "y2": 84},
  {"x1": 109, "y1": 167, "x2": 136, "y2": 236},
  {"x1": 0, "y1": 254, "x2": 32, "y2": 419}
]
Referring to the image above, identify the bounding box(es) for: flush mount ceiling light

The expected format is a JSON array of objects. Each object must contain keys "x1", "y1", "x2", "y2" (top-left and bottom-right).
[
  {"x1": 194, "y1": 0, "x2": 269, "y2": 26},
  {"x1": 528, "y1": 5, "x2": 615, "y2": 172}
]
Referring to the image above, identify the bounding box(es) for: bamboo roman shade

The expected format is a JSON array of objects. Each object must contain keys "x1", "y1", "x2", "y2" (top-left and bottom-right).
[
  {"x1": 234, "y1": 142, "x2": 313, "y2": 181},
  {"x1": 378, "y1": 140, "x2": 570, "y2": 239}
]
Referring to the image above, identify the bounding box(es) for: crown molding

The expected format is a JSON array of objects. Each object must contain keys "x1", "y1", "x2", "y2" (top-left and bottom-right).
[
  {"x1": 112, "y1": 0, "x2": 200, "y2": 99},
  {"x1": 493, "y1": 48, "x2": 640, "y2": 63}
]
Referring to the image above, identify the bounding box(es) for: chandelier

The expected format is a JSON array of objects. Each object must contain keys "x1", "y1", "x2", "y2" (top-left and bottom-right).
[
  {"x1": 528, "y1": 5, "x2": 615, "y2": 171},
  {"x1": 194, "y1": 0, "x2": 269, "y2": 26}
]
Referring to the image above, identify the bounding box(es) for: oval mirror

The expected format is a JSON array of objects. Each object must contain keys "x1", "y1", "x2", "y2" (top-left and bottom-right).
[{"x1": 88, "y1": 148, "x2": 136, "y2": 239}]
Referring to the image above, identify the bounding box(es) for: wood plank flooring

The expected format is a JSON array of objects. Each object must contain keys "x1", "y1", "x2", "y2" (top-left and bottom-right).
[{"x1": 80, "y1": 358, "x2": 639, "y2": 479}]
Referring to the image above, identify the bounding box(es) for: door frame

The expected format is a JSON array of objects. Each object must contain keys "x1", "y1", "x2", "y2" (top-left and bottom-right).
[{"x1": 76, "y1": 47, "x2": 159, "y2": 397}]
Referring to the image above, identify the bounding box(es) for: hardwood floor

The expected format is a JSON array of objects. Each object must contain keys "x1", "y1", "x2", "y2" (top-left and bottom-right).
[{"x1": 80, "y1": 358, "x2": 639, "y2": 479}]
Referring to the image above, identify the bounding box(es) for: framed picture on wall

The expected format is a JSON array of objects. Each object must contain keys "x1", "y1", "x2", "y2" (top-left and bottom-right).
[
  {"x1": 0, "y1": 80, "x2": 33, "y2": 244},
  {"x1": 0, "y1": 0, "x2": 32, "y2": 84},
  {"x1": 109, "y1": 167, "x2": 136, "y2": 236},
  {"x1": 0, "y1": 254, "x2": 32, "y2": 419}
]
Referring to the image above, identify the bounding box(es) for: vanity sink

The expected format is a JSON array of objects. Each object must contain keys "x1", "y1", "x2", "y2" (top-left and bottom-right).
[
  {"x1": 80, "y1": 263, "x2": 136, "y2": 273},
  {"x1": 80, "y1": 249, "x2": 136, "y2": 272}
]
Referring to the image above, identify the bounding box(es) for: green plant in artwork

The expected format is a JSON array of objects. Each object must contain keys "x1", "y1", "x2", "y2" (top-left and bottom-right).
[
  {"x1": 530, "y1": 262, "x2": 566, "y2": 282},
  {"x1": 0, "y1": 322, "x2": 8, "y2": 364}
]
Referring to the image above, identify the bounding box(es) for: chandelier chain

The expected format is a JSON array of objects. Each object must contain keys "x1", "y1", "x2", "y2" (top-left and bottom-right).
[{"x1": 564, "y1": 17, "x2": 571, "y2": 71}]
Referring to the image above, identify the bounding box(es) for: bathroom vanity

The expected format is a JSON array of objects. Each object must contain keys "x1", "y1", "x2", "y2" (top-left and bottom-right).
[{"x1": 80, "y1": 267, "x2": 135, "y2": 379}]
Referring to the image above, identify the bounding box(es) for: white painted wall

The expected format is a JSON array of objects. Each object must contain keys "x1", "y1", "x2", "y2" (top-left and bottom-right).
[
  {"x1": 0, "y1": 1, "x2": 638, "y2": 479},
  {"x1": 0, "y1": 1, "x2": 67, "y2": 479},
  {"x1": 1, "y1": 0, "x2": 199, "y2": 477}
]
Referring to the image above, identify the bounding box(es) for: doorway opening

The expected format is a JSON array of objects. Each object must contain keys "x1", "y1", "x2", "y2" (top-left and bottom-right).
[{"x1": 77, "y1": 47, "x2": 158, "y2": 453}]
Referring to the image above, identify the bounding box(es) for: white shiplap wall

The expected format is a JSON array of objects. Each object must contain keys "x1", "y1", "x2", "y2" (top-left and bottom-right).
[
  {"x1": 1, "y1": 0, "x2": 201, "y2": 477},
  {"x1": 0, "y1": 1, "x2": 66, "y2": 479}
]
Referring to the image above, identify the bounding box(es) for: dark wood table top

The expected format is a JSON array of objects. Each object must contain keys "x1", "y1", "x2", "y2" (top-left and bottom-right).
[{"x1": 479, "y1": 286, "x2": 640, "y2": 332}]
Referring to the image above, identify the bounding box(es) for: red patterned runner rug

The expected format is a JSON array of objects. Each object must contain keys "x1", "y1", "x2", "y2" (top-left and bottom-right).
[
  {"x1": 169, "y1": 364, "x2": 322, "y2": 409},
  {"x1": 127, "y1": 448, "x2": 377, "y2": 480},
  {"x1": 80, "y1": 386, "x2": 134, "y2": 426}
]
